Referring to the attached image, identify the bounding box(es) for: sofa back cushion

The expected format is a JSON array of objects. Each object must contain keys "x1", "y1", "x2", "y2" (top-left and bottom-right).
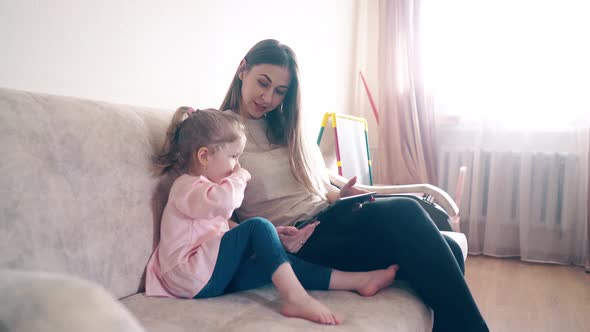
[{"x1": 0, "y1": 88, "x2": 170, "y2": 298}]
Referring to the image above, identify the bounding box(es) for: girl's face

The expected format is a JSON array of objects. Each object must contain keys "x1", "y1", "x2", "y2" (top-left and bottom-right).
[
  {"x1": 200, "y1": 136, "x2": 246, "y2": 183},
  {"x1": 239, "y1": 64, "x2": 291, "y2": 119}
]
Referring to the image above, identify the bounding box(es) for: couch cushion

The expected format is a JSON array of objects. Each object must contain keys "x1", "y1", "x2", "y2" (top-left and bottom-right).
[
  {"x1": 0, "y1": 270, "x2": 146, "y2": 332},
  {"x1": 0, "y1": 88, "x2": 170, "y2": 298},
  {"x1": 440, "y1": 231, "x2": 468, "y2": 261},
  {"x1": 122, "y1": 284, "x2": 433, "y2": 332}
]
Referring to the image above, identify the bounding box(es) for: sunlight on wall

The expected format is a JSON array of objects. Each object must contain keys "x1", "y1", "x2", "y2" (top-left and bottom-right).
[
  {"x1": 421, "y1": 0, "x2": 590, "y2": 129},
  {"x1": 0, "y1": 0, "x2": 354, "y2": 137}
]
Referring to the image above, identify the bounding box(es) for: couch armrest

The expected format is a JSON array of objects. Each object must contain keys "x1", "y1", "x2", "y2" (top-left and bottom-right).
[
  {"x1": 0, "y1": 270, "x2": 146, "y2": 332},
  {"x1": 328, "y1": 171, "x2": 459, "y2": 217}
]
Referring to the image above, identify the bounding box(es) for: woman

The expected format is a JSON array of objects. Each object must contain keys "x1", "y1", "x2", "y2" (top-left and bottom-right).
[{"x1": 220, "y1": 39, "x2": 488, "y2": 332}]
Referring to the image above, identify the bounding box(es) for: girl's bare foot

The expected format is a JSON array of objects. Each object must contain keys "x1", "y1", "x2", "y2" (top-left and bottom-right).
[
  {"x1": 356, "y1": 264, "x2": 399, "y2": 297},
  {"x1": 280, "y1": 293, "x2": 342, "y2": 325}
]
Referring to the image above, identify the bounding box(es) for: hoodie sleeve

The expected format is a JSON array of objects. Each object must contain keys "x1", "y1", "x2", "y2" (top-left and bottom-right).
[{"x1": 171, "y1": 169, "x2": 251, "y2": 220}]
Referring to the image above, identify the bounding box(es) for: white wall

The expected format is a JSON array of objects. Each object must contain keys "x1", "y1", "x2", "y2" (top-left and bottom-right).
[{"x1": 0, "y1": 0, "x2": 355, "y2": 134}]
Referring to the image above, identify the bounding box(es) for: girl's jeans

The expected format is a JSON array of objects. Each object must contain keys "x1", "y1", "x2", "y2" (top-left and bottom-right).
[{"x1": 195, "y1": 217, "x2": 331, "y2": 298}]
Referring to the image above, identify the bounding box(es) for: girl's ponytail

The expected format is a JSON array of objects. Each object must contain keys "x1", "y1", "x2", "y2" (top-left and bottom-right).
[
  {"x1": 154, "y1": 106, "x2": 245, "y2": 177},
  {"x1": 154, "y1": 107, "x2": 194, "y2": 175}
]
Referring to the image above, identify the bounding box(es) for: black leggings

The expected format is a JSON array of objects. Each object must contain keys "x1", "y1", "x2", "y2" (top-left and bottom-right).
[{"x1": 296, "y1": 196, "x2": 488, "y2": 332}]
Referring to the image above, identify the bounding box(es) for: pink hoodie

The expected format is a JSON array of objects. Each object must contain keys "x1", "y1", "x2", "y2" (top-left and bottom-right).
[{"x1": 145, "y1": 169, "x2": 251, "y2": 298}]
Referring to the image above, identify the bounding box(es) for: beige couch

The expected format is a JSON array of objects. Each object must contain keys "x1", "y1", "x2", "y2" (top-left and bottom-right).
[{"x1": 0, "y1": 88, "x2": 464, "y2": 331}]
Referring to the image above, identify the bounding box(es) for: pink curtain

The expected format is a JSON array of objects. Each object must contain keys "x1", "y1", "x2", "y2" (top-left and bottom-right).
[
  {"x1": 587, "y1": 136, "x2": 590, "y2": 272},
  {"x1": 373, "y1": 0, "x2": 438, "y2": 185}
]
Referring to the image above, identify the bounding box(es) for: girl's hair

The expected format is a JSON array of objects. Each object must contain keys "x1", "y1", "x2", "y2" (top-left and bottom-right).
[
  {"x1": 155, "y1": 107, "x2": 245, "y2": 175},
  {"x1": 219, "y1": 39, "x2": 321, "y2": 195}
]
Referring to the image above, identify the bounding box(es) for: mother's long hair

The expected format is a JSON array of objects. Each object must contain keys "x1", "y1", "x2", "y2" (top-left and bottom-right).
[{"x1": 220, "y1": 39, "x2": 322, "y2": 195}]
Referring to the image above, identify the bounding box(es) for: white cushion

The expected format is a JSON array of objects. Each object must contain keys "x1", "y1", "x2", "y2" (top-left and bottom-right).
[
  {"x1": 0, "y1": 270, "x2": 146, "y2": 332},
  {"x1": 440, "y1": 231, "x2": 468, "y2": 261}
]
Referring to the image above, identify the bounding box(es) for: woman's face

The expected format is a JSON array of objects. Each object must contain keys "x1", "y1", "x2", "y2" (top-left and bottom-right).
[{"x1": 239, "y1": 64, "x2": 291, "y2": 119}]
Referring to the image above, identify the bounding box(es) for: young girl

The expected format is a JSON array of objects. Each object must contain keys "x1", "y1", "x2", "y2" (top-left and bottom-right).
[{"x1": 145, "y1": 107, "x2": 398, "y2": 325}]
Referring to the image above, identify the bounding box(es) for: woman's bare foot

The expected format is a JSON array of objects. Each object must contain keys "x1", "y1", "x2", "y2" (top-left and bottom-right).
[
  {"x1": 356, "y1": 264, "x2": 399, "y2": 297},
  {"x1": 280, "y1": 293, "x2": 342, "y2": 325}
]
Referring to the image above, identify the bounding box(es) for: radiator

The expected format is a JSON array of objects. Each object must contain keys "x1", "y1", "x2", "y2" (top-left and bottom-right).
[{"x1": 438, "y1": 149, "x2": 582, "y2": 261}]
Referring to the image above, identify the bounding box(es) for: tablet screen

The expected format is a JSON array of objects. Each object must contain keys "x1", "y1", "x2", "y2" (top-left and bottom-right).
[
  {"x1": 314, "y1": 191, "x2": 376, "y2": 220},
  {"x1": 293, "y1": 192, "x2": 376, "y2": 229}
]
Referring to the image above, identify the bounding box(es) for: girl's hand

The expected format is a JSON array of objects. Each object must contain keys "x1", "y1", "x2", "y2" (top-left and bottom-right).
[
  {"x1": 339, "y1": 176, "x2": 370, "y2": 198},
  {"x1": 231, "y1": 162, "x2": 251, "y2": 181},
  {"x1": 276, "y1": 221, "x2": 319, "y2": 253}
]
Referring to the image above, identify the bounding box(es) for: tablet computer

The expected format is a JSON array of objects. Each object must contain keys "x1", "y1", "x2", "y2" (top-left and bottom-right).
[{"x1": 293, "y1": 192, "x2": 376, "y2": 229}]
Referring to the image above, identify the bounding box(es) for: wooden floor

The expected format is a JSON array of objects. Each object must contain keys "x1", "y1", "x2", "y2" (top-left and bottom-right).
[{"x1": 465, "y1": 255, "x2": 590, "y2": 332}]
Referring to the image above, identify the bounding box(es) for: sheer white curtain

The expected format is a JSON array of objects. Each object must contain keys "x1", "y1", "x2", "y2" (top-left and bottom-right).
[
  {"x1": 423, "y1": 0, "x2": 590, "y2": 265},
  {"x1": 349, "y1": 0, "x2": 438, "y2": 186}
]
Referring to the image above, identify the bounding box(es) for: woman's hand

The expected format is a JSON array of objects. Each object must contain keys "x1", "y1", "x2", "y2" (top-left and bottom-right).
[
  {"x1": 276, "y1": 221, "x2": 319, "y2": 253},
  {"x1": 339, "y1": 176, "x2": 370, "y2": 198}
]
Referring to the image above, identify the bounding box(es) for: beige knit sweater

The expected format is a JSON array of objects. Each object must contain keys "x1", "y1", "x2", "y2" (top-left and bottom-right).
[{"x1": 229, "y1": 112, "x2": 330, "y2": 226}]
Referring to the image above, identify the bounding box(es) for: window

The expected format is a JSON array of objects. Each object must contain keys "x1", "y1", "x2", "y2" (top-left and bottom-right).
[{"x1": 421, "y1": 0, "x2": 590, "y2": 129}]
